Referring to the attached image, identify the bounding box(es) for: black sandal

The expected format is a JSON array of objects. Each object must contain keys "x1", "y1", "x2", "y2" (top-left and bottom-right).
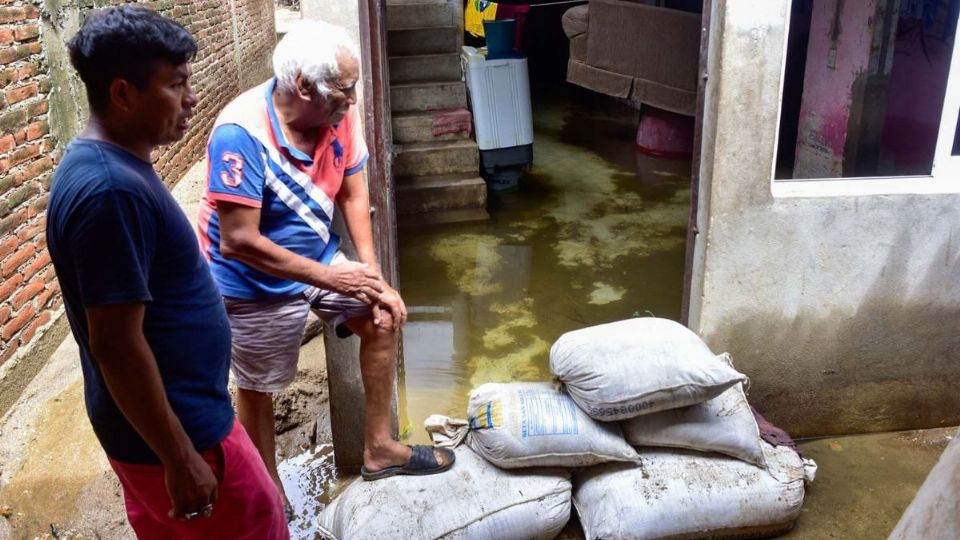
[{"x1": 360, "y1": 445, "x2": 456, "y2": 481}]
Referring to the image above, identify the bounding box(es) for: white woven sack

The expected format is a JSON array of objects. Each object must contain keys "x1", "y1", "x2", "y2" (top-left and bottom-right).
[
  {"x1": 318, "y1": 446, "x2": 572, "y2": 540},
  {"x1": 550, "y1": 318, "x2": 746, "y2": 421},
  {"x1": 621, "y1": 353, "x2": 766, "y2": 467},
  {"x1": 466, "y1": 382, "x2": 639, "y2": 468},
  {"x1": 573, "y1": 444, "x2": 817, "y2": 540}
]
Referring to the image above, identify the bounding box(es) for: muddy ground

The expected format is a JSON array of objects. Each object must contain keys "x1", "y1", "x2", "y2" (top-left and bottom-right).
[{"x1": 0, "y1": 328, "x2": 331, "y2": 540}]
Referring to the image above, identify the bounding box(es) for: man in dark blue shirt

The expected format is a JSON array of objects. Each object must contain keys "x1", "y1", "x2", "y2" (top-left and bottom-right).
[{"x1": 46, "y1": 6, "x2": 287, "y2": 537}]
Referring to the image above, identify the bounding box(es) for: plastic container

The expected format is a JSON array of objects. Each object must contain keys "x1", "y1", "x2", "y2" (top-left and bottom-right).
[
  {"x1": 483, "y1": 19, "x2": 516, "y2": 59},
  {"x1": 461, "y1": 46, "x2": 534, "y2": 151}
]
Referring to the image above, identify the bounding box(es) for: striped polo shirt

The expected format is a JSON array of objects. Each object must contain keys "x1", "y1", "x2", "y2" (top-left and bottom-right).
[{"x1": 198, "y1": 78, "x2": 368, "y2": 299}]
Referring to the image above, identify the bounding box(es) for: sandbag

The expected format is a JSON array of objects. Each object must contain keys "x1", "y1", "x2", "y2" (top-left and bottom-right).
[
  {"x1": 550, "y1": 318, "x2": 746, "y2": 421},
  {"x1": 621, "y1": 353, "x2": 766, "y2": 467},
  {"x1": 573, "y1": 444, "x2": 817, "y2": 540},
  {"x1": 466, "y1": 382, "x2": 639, "y2": 468},
  {"x1": 318, "y1": 446, "x2": 572, "y2": 540}
]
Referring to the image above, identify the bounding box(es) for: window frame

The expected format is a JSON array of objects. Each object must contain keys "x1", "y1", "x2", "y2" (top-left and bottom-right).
[{"x1": 771, "y1": 2, "x2": 960, "y2": 198}]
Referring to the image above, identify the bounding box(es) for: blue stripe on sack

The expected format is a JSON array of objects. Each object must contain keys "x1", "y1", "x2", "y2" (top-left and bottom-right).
[{"x1": 486, "y1": 402, "x2": 493, "y2": 428}]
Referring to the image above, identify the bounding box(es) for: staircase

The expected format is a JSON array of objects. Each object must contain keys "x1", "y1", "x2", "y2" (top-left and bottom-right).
[{"x1": 387, "y1": 0, "x2": 489, "y2": 225}]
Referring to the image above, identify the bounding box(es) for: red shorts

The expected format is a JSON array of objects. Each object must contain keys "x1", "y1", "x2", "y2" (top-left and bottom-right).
[{"x1": 108, "y1": 419, "x2": 288, "y2": 540}]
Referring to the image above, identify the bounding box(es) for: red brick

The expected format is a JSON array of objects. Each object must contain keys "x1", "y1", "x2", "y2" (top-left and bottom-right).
[
  {"x1": 20, "y1": 309, "x2": 50, "y2": 344},
  {"x1": 13, "y1": 24, "x2": 38, "y2": 42},
  {"x1": 0, "y1": 209, "x2": 27, "y2": 235},
  {"x1": 0, "y1": 339, "x2": 19, "y2": 365},
  {"x1": 26, "y1": 100, "x2": 47, "y2": 116},
  {"x1": 16, "y1": 62, "x2": 36, "y2": 80},
  {"x1": 0, "y1": 235, "x2": 16, "y2": 259},
  {"x1": 0, "y1": 29, "x2": 12, "y2": 45},
  {"x1": 12, "y1": 279, "x2": 43, "y2": 309},
  {"x1": 0, "y1": 306, "x2": 10, "y2": 325},
  {"x1": 7, "y1": 142, "x2": 39, "y2": 168},
  {"x1": 16, "y1": 218, "x2": 45, "y2": 243},
  {"x1": 0, "y1": 7, "x2": 28, "y2": 25},
  {"x1": 25, "y1": 121, "x2": 47, "y2": 141},
  {"x1": 22, "y1": 155, "x2": 52, "y2": 179},
  {"x1": 2, "y1": 243, "x2": 35, "y2": 276},
  {"x1": 0, "y1": 272, "x2": 22, "y2": 301},
  {"x1": 35, "y1": 284, "x2": 56, "y2": 309},
  {"x1": 2, "y1": 305, "x2": 33, "y2": 340},
  {"x1": 0, "y1": 134, "x2": 14, "y2": 154},
  {"x1": 0, "y1": 68, "x2": 14, "y2": 87},
  {"x1": 22, "y1": 251, "x2": 49, "y2": 279},
  {"x1": 40, "y1": 266, "x2": 55, "y2": 282},
  {"x1": 5, "y1": 82, "x2": 37, "y2": 105}
]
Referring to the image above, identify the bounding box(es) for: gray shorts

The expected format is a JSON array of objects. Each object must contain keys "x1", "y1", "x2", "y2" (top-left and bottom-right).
[{"x1": 226, "y1": 253, "x2": 372, "y2": 393}]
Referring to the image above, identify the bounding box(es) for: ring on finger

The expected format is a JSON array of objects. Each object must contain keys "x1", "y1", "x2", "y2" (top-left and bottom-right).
[{"x1": 184, "y1": 503, "x2": 214, "y2": 520}]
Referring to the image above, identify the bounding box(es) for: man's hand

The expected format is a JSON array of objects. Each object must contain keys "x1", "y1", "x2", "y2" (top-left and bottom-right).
[
  {"x1": 165, "y1": 450, "x2": 219, "y2": 520},
  {"x1": 322, "y1": 261, "x2": 385, "y2": 304},
  {"x1": 372, "y1": 282, "x2": 407, "y2": 331}
]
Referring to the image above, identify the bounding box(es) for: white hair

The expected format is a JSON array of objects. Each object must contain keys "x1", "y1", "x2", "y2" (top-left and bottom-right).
[{"x1": 273, "y1": 20, "x2": 360, "y2": 97}]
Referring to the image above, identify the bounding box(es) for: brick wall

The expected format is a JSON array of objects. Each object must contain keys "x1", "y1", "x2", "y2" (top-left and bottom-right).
[{"x1": 0, "y1": 0, "x2": 276, "y2": 369}]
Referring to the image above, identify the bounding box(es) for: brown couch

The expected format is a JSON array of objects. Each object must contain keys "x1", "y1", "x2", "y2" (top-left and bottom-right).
[{"x1": 563, "y1": 0, "x2": 701, "y2": 115}]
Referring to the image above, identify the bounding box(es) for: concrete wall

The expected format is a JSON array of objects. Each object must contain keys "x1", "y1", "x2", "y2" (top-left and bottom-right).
[
  {"x1": 689, "y1": 0, "x2": 960, "y2": 437},
  {"x1": 302, "y1": 0, "x2": 361, "y2": 46},
  {"x1": 0, "y1": 0, "x2": 275, "y2": 405},
  {"x1": 889, "y1": 427, "x2": 960, "y2": 540}
]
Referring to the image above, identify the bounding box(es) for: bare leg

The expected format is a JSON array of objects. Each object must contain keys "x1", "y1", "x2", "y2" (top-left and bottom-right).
[
  {"x1": 345, "y1": 314, "x2": 451, "y2": 471},
  {"x1": 236, "y1": 388, "x2": 288, "y2": 507}
]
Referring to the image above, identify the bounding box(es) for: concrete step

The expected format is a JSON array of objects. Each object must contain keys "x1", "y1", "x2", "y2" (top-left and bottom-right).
[
  {"x1": 391, "y1": 81, "x2": 466, "y2": 112},
  {"x1": 386, "y1": 1, "x2": 457, "y2": 30},
  {"x1": 389, "y1": 53, "x2": 462, "y2": 84},
  {"x1": 398, "y1": 206, "x2": 490, "y2": 226},
  {"x1": 392, "y1": 109, "x2": 472, "y2": 144},
  {"x1": 388, "y1": 26, "x2": 460, "y2": 56},
  {"x1": 394, "y1": 139, "x2": 479, "y2": 177},
  {"x1": 396, "y1": 173, "x2": 488, "y2": 215}
]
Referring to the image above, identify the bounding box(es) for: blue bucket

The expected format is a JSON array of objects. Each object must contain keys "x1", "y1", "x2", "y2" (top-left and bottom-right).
[{"x1": 484, "y1": 19, "x2": 516, "y2": 59}]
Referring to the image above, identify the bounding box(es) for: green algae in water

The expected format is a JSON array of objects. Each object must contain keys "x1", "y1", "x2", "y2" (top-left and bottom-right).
[
  {"x1": 398, "y1": 87, "x2": 690, "y2": 434},
  {"x1": 468, "y1": 335, "x2": 551, "y2": 388},
  {"x1": 428, "y1": 234, "x2": 504, "y2": 296},
  {"x1": 589, "y1": 283, "x2": 627, "y2": 305}
]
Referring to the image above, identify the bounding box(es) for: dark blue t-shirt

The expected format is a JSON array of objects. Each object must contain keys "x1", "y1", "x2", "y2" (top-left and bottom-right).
[{"x1": 46, "y1": 139, "x2": 234, "y2": 464}]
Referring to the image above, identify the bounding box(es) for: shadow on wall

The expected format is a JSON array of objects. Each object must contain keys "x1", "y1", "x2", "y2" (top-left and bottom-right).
[{"x1": 722, "y1": 231, "x2": 960, "y2": 438}]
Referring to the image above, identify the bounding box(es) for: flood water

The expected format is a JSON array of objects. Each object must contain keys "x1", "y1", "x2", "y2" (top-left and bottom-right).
[{"x1": 397, "y1": 87, "x2": 692, "y2": 442}]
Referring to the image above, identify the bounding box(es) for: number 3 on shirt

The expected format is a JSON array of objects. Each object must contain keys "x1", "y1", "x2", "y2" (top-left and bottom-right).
[{"x1": 220, "y1": 152, "x2": 244, "y2": 188}]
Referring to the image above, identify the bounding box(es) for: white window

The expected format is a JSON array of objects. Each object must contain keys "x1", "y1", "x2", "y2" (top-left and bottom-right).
[{"x1": 773, "y1": 0, "x2": 960, "y2": 197}]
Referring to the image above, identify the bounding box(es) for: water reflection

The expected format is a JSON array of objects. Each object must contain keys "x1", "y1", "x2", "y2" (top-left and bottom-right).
[
  {"x1": 398, "y1": 88, "x2": 691, "y2": 444},
  {"x1": 279, "y1": 444, "x2": 354, "y2": 538}
]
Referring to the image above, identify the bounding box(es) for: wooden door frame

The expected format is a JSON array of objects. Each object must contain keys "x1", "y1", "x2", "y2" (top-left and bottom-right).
[{"x1": 681, "y1": 0, "x2": 712, "y2": 327}]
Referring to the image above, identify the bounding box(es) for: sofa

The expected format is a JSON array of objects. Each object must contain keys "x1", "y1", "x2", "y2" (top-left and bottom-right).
[{"x1": 563, "y1": 0, "x2": 701, "y2": 115}]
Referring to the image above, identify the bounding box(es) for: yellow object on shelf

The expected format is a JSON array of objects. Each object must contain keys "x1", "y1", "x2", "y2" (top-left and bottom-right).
[{"x1": 465, "y1": 0, "x2": 498, "y2": 37}]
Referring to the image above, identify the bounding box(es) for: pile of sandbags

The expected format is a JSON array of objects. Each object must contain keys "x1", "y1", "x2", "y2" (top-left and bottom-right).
[
  {"x1": 319, "y1": 317, "x2": 816, "y2": 540},
  {"x1": 318, "y1": 446, "x2": 571, "y2": 539}
]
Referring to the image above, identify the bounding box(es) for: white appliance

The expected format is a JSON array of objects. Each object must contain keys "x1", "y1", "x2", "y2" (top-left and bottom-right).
[{"x1": 461, "y1": 46, "x2": 534, "y2": 190}]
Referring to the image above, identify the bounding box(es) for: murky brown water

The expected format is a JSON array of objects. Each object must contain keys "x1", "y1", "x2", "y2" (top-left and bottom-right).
[{"x1": 397, "y1": 88, "x2": 692, "y2": 442}]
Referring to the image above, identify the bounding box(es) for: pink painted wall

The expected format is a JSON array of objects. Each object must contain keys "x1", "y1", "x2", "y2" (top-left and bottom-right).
[{"x1": 794, "y1": 0, "x2": 878, "y2": 178}]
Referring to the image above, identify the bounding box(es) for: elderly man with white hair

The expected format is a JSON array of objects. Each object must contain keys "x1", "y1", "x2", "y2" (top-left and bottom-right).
[{"x1": 197, "y1": 20, "x2": 455, "y2": 510}]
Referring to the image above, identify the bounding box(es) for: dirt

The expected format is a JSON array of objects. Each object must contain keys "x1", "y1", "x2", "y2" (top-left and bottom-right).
[{"x1": 0, "y1": 333, "x2": 331, "y2": 540}]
